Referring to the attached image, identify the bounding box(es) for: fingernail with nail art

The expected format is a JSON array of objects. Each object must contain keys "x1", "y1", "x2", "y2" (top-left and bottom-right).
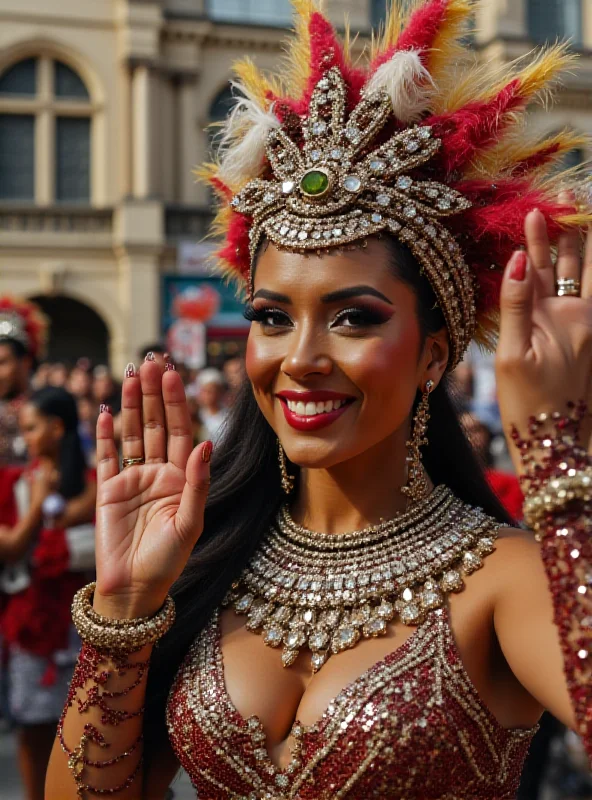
[
  {"x1": 165, "y1": 362, "x2": 176, "y2": 372},
  {"x1": 100, "y1": 404, "x2": 112, "y2": 415},
  {"x1": 125, "y1": 363, "x2": 136, "y2": 378},
  {"x1": 145, "y1": 352, "x2": 155, "y2": 362},
  {"x1": 202, "y1": 441, "x2": 213, "y2": 463}
]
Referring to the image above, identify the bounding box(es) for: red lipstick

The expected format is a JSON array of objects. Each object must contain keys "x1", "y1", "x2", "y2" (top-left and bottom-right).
[{"x1": 276, "y1": 390, "x2": 355, "y2": 432}]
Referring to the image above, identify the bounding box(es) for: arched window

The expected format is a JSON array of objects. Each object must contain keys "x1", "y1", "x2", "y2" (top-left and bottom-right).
[
  {"x1": 208, "y1": 0, "x2": 292, "y2": 26},
  {"x1": 528, "y1": 0, "x2": 582, "y2": 46},
  {"x1": 0, "y1": 56, "x2": 92, "y2": 203}
]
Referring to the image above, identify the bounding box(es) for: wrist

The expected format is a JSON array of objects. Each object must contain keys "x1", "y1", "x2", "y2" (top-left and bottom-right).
[{"x1": 93, "y1": 589, "x2": 167, "y2": 620}]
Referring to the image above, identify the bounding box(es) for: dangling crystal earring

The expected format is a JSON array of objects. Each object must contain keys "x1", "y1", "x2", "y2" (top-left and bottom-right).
[
  {"x1": 402, "y1": 379, "x2": 434, "y2": 505},
  {"x1": 278, "y1": 440, "x2": 295, "y2": 495}
]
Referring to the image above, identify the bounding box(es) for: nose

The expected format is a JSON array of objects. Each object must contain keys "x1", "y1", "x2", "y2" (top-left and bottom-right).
[{"x1": 281, "y1": 323, "x2": 333, "y2": 380}]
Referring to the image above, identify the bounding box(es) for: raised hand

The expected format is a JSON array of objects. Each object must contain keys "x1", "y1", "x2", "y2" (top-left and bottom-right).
[
  {"x1": 496, "y1": 195, "x2": 592, "y2": 475},
  {"x1": 93, "y1": 358, "x2": 212, "y2": 618}
]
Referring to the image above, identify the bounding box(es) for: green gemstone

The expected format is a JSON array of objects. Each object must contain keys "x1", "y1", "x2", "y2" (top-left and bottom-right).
[{"x1": 300, "y1": 169, "x2": 330, "y2": 197}]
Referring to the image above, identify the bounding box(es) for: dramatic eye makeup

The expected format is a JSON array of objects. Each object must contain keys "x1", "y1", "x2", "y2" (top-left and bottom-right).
[{"x1": 245, "y1": 284, "x2": 395, "y2": 330}]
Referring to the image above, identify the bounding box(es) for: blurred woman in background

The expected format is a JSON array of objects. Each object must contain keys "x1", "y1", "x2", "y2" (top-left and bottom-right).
[{"x1": 0, "y1": 387, "x2": 95, "y2": 800}]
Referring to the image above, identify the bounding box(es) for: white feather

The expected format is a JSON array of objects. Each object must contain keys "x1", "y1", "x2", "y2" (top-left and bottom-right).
[
  {"x1": 218, "y1": 81, "x2": 281, "y2": 186},
  {"x1": 366, "y1": 50, "x2": 435, "y2": 123}
]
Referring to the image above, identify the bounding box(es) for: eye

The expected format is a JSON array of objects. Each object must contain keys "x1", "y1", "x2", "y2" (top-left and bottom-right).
[
  {"x1": 332, "y1": 307, "x2": 390, "y2": 329},
  {"x1": 243, "y1": 305, "x2": 292, "y2": 329}
]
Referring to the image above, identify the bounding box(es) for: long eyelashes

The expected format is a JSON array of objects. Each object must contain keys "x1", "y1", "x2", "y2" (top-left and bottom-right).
[{"x1": 243, "y1": 303, "x2": 390, "y2": 329}]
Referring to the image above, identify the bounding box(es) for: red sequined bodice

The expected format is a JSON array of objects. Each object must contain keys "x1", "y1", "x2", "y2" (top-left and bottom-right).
[{"x1": 166, "y1": 606, "x2": 537, "y2": 799}]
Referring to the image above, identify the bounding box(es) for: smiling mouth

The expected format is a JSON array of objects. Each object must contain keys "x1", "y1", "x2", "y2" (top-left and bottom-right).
[{"x1": 284, "y1": 398, "x2": 351, "y2": 417}]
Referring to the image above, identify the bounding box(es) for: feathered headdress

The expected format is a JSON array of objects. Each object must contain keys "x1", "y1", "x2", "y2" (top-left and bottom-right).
[
  {"x1": 200, "y1": 0, "x2": 591, "y2": 369},
  {"x1": 0, "y1": 297, "x2": 48, "y2": 360}
]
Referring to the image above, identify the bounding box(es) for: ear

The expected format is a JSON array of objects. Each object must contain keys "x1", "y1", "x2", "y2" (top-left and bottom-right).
[{"x1": 420, "y1": 325, "x2": 449, "y2": 389}]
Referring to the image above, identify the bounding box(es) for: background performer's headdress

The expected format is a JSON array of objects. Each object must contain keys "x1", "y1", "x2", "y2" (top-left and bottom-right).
[
  {"x1": 0, "y1": 297, "x2": 48, "y2": 360},
  {"x1": 200, "y1": 0, "x2": 592, "y2": 369}
]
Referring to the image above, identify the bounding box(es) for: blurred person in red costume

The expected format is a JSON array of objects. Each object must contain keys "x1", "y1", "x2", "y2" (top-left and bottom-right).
[
  {"x1": 0, "y1": 387, "x2": 96, "y2": 800},
  {"x1": 0, "y1": 298, "x2": 47, "y2": 531},
  {"x1": 461, "y1": 411, "x2": 524, "y2": 521}
]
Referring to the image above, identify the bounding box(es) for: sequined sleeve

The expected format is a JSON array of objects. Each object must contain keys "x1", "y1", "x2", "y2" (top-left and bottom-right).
[
  {"x1": 538, "y1": 496, "x2": 592, "y2": 760},
  {"x1": 514, "y1": 406, "x2": 592, "y2": 761}
]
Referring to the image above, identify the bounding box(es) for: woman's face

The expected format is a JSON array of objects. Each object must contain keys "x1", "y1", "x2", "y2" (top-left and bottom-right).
[
  {"x1": 246, "y1": 238, "x2": 448, "y2": 469},
  {"x1": 19, "y1": 404, "x2": 63, "y2": 459}
]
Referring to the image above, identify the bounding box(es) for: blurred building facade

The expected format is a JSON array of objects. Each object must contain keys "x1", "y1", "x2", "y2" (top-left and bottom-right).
[{"x1": 0, "y1": 0, "x2": 590, "y2": 372}]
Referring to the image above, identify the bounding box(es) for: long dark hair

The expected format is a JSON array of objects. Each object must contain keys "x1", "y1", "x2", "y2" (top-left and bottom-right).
[
  {"x1": 143, "y1": 237, "x2": 512, "y2": 755},
  {"x1": 29, "y1": 386, "x2": 86, "y2": 499}
]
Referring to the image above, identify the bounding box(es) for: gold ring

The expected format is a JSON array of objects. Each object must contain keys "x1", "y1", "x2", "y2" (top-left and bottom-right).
[
  {"x1": 122, "y1": 457, "x2": 145, "y2": 469},
  {"x1": 556, "y1": 278, "x2": 581, "y2": 297}
]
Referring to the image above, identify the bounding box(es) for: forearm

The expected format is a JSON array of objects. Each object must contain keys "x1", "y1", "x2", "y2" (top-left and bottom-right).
[
  {"x1": 515, "y1": 404, "x2": 592, "y2": 758},
  {"x1": 46, "y1": 643, "x2": 152, "y2": 800},
  {"x1": 46, "y1": 585, "x2": 175, "y2": 799},
  {"x1": 60, "y1": 485, "x2": 97, "y2": 529}
]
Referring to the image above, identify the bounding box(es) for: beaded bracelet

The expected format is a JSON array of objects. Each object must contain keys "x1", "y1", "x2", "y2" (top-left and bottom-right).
[
  {"x1": 72, "y1": 582, "x2": 176, "y2": 654},
  {"x1": 523, "y1": 468, "x2": 592, "y2": 531},
  {"x1": 511, "y1": 400, "x2": 591, "y2": 538}
]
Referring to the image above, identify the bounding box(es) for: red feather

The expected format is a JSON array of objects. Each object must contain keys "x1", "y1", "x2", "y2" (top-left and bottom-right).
[
  {"x1": 425, "y1": 81, "x2": 525, "y2": 174},
  {"x1": 218, "y1": 213, "x2": 252, "y2": 280},
  {"x1": 371, "y1": 0, "x2": 450, "y2": 74}
]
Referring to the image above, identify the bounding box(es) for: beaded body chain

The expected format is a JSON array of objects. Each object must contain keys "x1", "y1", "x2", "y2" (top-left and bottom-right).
[
  {"x1": 512, "y1": 401, "x2": 592, "y2": 760},
  {"x1": 57, "y1": 645, "x2": 148, "y2": 797},
  {"x1": 57, "y1": 584, "x2": 176, "y2": 796}
]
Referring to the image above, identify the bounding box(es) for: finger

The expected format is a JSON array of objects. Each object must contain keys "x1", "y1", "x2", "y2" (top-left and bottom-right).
[
  {"x1": 121, "y1": 366, "x2": 144, "y2": 463},
  {"x1": 525, "y1": 209, "x2": 554, "y2": 297},
  {"x1": 556, "y1": 191, "x2": 582, "y2": 283},
  {"x1": 175, "y1": 441, "x2": 213, "y2": 542},
  {"x1": 498, "y1": 250, "x2": 535, "y2": 358},
  {"x1": 96, "y1": 405, "x2": 119, "y2": 485},
  {"x1": 139, "y1": 357, "x2": 166, "y2": 464},
  {"x1": 163, "y1": 365, "x2": 194, "y2": 470},
  {"x1": 583, "y1": 225, "x2": 592, "y2": 300}
]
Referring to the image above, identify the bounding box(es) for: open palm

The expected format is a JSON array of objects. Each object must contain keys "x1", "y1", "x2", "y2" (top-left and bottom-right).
[
  {"x1": 497, "y1": 195, "x2": 592, "y2": 472},
  {"x1": 94, "y1": 360, "x2": 212, "y2": 618}
]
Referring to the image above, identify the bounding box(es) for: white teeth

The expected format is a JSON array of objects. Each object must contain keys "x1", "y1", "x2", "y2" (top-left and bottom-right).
[{"x1": 286, "y1": 398, "x2": 349, "y2": 416}]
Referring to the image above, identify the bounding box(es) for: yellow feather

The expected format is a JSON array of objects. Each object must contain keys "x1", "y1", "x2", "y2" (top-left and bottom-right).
[
  {"x1": 282, "y1": 0, "x2": 317, "y2": 97},
  {"x1": 427, "y1": 0, "x2": 473, "y2": 82},
  {"x1": 233, "y1": 58, "x2": 276, "y2": 107},
  {"x1": 466, "y1": 129, "x2": 590, "y2": 179},
  {"x1": 491, "y1": 44, "x2": 577, "y2": 103},
  {"x1": 370, "y1": 1, "x2": 403, "y2": 62}
]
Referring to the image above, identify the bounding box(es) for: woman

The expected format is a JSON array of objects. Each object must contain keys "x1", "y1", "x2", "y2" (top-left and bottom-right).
[
  {"x1": 47, "y1": 2, "x2": 592, "y2": 798},
  {"x1": 0, "y1": 386, "x2": 96, "y2": 800}
]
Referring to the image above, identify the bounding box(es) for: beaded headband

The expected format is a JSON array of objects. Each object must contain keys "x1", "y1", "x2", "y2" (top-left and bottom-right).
[{"x1": 201, "y1": 0, "x2": 592, "y2": 369}]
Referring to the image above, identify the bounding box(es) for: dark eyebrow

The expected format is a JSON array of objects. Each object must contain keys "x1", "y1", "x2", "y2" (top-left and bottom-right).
[
  {"x1": 252, "y1": 285, "x2": 394, "y2": 306},
  {"x1": 320, "y1": 286, "x2": 394, "y2": 305},
  {"x1": 252, "y1": 289, "x2": 292, "y2": 303}
]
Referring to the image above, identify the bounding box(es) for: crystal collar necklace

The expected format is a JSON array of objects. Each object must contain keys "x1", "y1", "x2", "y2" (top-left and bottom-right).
[{"x1": 224, "y1": 486, "x2": 499, "y2": 672}]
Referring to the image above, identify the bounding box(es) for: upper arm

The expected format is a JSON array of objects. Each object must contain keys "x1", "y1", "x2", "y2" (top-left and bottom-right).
[
  {"x1": 142, "y1": 739, "x2": 181, "y2": 800},
  {"x1": 492, "y1": 529, "x2": 577, "y2": 730}
]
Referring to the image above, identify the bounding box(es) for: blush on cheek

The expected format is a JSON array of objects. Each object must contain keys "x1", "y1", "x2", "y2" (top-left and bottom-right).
[
  {"x1": 349, "y1": 328, "x2": 420, "y2": 410},
  {"x1": 245, "y1": 332, "x2": 281, "y2": 393}
]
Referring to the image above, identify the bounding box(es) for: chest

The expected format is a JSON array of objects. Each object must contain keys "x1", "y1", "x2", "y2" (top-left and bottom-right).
[{"x1": 166, "y1": 607, "x2": 535, "y2": 799}]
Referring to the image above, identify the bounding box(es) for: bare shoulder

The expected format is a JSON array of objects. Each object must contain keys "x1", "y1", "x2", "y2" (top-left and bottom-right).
[{"x1": 485, "y1": 526, "x2": 549, "y2": 605}]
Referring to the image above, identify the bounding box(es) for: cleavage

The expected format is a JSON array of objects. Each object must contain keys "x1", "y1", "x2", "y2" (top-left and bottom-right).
[{"x1": 218, "y1": 608, "x2": 419, "y2": 771}]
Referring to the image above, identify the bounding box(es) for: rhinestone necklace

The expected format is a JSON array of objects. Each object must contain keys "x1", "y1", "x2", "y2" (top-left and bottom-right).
[{"x1": 223, "y1": 486, "x2": 499, "y2": 672}]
